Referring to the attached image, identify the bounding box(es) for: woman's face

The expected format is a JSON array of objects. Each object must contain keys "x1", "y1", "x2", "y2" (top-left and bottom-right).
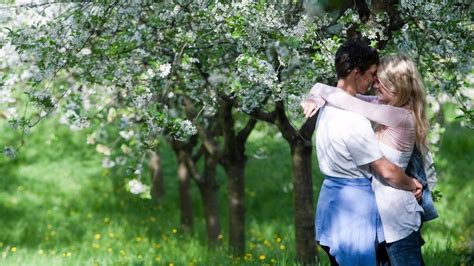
[{"x1": 373, "y1": 77, "x2": 396, "y2": 104}]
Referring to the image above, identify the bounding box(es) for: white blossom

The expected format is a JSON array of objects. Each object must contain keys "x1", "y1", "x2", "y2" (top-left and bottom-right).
[
  {"x1": 159, "y1": 63, "x2": 172, "y2": 78},
  {"x1": 96, "y1": 144, "x2": 111, "y2": 156},
  {"x1": 102, "y1": 157, "x2": 116, "y2": 168},
  {"x1": 128, "y1": 179, "x2": 146, "y2": 194},
  {"x1": 3, "y1": 107, "x2": 17, "y2": 119},
  {"x1": 3, "y1": 146, "x2": 16, "y2": 159},
  {"x1": 119, "y1": 130, "x2": 134, "y2": 140},
  {"x1": 173, "y1": 119, "x2": 197, "y2": 141}
]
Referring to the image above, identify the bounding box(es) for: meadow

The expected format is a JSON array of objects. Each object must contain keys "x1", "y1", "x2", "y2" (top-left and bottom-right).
[{"x1": 0, "y1": 107, "x2": 472, "y2": 266}]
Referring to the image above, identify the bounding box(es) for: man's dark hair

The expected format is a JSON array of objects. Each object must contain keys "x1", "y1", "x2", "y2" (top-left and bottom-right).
[{"x1": 335, "y1": 40, "x2": 379, "y2": 79}]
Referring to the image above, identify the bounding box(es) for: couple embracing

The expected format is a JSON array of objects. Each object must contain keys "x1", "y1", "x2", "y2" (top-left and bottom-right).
[{"x1": 302, "y1": 40, "x2": 438, "y2": 265}]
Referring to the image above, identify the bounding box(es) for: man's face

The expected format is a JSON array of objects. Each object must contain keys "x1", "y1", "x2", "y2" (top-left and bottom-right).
[{"x1": 356, "y1": 64, "x2": 377, "y2": 94}]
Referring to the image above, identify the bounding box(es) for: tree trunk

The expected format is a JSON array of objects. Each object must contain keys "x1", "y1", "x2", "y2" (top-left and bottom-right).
[
  {"x1": 225, "y1": 162, "x2": 246, "y2": 255},
  {"x1": 273, "y1": 102, "x2": 318, "y2": 264},
  {"x1": 291, "y1": 139, "x2": 316, "y2": 264},
  {"x1": 196, "y1": 153, "x2": 221, "y2": 247},
  {"x1": 218, "y1": 98, "x2": 255, "y2": 255},
  {"x1": 177, "y1": 153, "x2": 193, "y2": 233},
  {"x1": 149, "y1": 150, "x2": 165, "y2": 200},
  {"x1": 171, "y1": 139, "x2": 222, "y2": 247}
]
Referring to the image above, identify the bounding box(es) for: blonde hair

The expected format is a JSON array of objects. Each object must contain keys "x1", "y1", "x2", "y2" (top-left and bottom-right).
[{"x1": 377, "y1": 54, "x2": 429, "y2": 149}]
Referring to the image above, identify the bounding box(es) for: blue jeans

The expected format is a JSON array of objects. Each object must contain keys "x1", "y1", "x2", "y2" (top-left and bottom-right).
[{"x1": 386, "y1": 229, "x2": 424, "y2": 266}]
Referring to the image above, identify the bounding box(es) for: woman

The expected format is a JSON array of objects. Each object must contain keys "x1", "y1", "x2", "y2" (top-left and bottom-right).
[{"x1": 302, "y1": 54, "x2": 437, "y2": 265}]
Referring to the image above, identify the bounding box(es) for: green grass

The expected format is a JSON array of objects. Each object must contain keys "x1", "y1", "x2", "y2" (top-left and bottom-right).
[{"x1": 0, "y1": 116, "x2": 472, "y2": 265}]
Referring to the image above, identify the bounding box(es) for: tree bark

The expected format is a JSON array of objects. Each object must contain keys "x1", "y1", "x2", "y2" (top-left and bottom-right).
[
  {"x1": 224, "y1": 162, "x2": 246, "y2": 255},
  {"x1": 171, "y1": 139, "x2": 222, "y2": 247},
  {"x1": 290, "y1": 138, "x2": 316, "y2": 264},
  {"x1": 196, "y1": 153, "x2": 221, "y2": 247},
  {"x1": 176, "y1": 151, "x2": 194, "y2": 233},
  {"x1": 149, "y1": 149, "x2": 165, "y2": 200},
  {"x1": 218, "y1": 98, "x2": 256, "y2": 255},
  {"x1": 251, "y1": 101, "x2": 318, "y2": 264}
]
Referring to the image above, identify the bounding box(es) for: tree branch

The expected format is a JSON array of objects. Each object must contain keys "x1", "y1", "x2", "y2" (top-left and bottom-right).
[
  {"x1": 274, "y1": 100, "x2": 298, "y2": 144},
  {"x1": 237, "y1": 117, "x2": 257, "y2": 144},
  {"x1": 355, "y1": 0, "x2": 371, "y2": 22},
  {"x1": 248, "y1": 108, "x2": 277, "y2": 124},
  {"x1": 298, "y1": 112, "x2": 318, "y2": 146},
  {"x1": 183, "y1": 96, "x2": 221, "y2": 157}
]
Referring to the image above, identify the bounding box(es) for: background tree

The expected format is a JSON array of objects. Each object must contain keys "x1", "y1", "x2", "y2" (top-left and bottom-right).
[{"x1": 1, "y1": 0, "x2": 472, "y2": 264}]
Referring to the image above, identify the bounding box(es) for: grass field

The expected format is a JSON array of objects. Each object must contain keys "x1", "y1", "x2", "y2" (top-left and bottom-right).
[{"x1": 0, "y1": 111, "x2": 473, "y2": 265}]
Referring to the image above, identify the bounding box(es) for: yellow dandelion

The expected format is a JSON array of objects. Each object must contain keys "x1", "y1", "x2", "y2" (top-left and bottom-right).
[
  {"x1": 169, "y1": 263, "x2": 174, "y2": 266},
  {"x1": 67, "y1": 252, "x2": 72, "y2": 257},
  {"x1": 264, "y1": 240, "x2": 270, "y2": 246},
  {"x1": 120, "y1": 250, "x2": 126, "y2": 256},
  {"x1": 135, "y1": 236, "x2": 143, "y2": 242},
  {"x1": 275, "y1": 237, "x2": 281, "y2": 243},
  {"x1": 244, "y1": 253, "x2": 253, "y2": 261},
  {"x1": 92, "y1": 243, "x2": 100, "y2": 249},
  {"x1": 94, "y1": 234, "x2": 101, "y2": 240},
  {"x1": 108, "y1": 232, "x2": 115, "y2": 238},
  {"x1": 280, "y1": 244, "x2": 285, "y2": 250},
  {"x1": 107, "y1": 247, "x2": 113, "y2": 253},
  {"x1": 172, "y1": 228, "x2": 177, "y2": 234},
  {"x1": 38, "y1": 250, "x2": 44, "y2": 255},
  {"x1": 259, "y1": 255, "x2": 266, "y2": 261},
  {"x1": 11, "y1": 247, "x2": 17, "y2": 253},
  {"x1": 155, "y1": 256, "x2": 161, "y2": 262}
]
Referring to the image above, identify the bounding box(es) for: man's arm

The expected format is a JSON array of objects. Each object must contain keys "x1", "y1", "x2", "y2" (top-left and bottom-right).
[{"x1": 371, "y1": 157, "x2": 422, "y2": 198}]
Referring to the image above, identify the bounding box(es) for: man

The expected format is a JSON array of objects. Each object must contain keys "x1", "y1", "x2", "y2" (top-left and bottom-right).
[{"x1": 301, "y1": 40, "x2": 422, "y2": 265}]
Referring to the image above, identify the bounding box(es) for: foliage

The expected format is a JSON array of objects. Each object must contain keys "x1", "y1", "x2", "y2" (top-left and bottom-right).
[
  {"x1": 0, "y1": 117, "x2": 472, "y2": 265},
  {"x1": 0, "y1": 0, "x2": 471, "y2": 162},
  {"x1": 0, "y1": 0, "x2": 472, "y2": 261}
]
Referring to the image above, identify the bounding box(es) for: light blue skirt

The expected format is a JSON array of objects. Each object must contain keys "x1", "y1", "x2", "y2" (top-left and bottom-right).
[{"x1": 316, "y1": 176, "x2": 384, "y2": 266}]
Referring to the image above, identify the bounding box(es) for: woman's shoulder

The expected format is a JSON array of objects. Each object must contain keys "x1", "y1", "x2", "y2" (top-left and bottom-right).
[{"x1": 400, "y1": 109, "x2": 416, "y2": 128}]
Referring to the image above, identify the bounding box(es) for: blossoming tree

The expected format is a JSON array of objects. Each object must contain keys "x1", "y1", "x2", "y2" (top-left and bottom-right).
[{"x1": 1, "y1": 0, "x2": 472, "y2": 263}]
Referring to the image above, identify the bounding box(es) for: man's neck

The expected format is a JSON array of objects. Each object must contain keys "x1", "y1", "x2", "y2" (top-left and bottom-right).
[{"x1": 336, "y1": 79, "x2": 357, "y2": 96}]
